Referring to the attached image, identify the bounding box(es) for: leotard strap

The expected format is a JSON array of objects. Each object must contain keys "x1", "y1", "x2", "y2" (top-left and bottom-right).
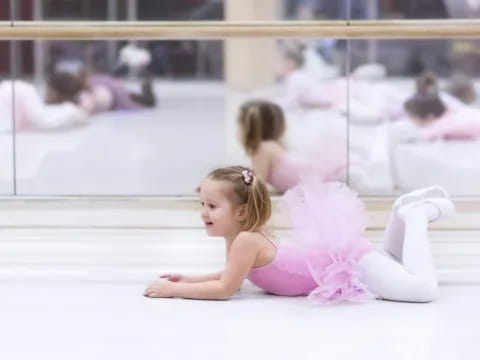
[{"x1": 259, "y1": 230, "x2": 278, "y2": 248}]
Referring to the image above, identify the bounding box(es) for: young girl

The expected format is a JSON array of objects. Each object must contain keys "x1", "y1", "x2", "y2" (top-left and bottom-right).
[
  {"x1": 276, "y1": 45, "x2": 407, "y2": 123},
  {"x1": 276, "y1": 45, "x2": 337, "y2": 109},
  {"x1": 144, "y1": 166, "x2": 455, "y2": 304},
  {"x1": 46, "y1": 68, "x2": 156, "y2": 115},
  {"x1": 0, "y1": 79, "x2": 88, "y2": 132},
  {"x1": 404, "y1": 72, "x2": 480, "y2": 141},
  {"x1": 237, "y1": 100, "x2": 345, "y2": 193}
]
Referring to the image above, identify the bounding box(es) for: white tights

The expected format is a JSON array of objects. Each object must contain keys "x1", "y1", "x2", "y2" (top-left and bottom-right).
[{"x1": 357, "y1": 203, "x2": 439, "y2": 303}]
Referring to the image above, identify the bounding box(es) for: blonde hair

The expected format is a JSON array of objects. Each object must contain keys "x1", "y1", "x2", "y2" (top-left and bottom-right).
[
  {"x1": 237, "y1": 100, "x2": 286, "y2": 155},
  {"x1": 207, "y1": 166, "x2": 271, "y2": 231}
]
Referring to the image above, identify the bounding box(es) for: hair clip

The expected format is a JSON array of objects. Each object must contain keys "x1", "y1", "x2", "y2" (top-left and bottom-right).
[{"x1": 242, "y1": 170, "x2": 253, "y2": 185}]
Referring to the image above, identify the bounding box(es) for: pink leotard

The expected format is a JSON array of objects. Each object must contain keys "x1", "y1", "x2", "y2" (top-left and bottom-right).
[
  {"x1": 247, "y1": 231, "x2": 317, "y2": 296},
  {"x1": 420, "y1": 109, "x2": 480, "y2": 141}
]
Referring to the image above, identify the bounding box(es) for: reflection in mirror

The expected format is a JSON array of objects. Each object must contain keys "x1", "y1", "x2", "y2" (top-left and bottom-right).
[
  {"x1": 14, "y1": 0, "x2": 224, "y2": 21},
  {"x1": 283, "y1": 0, "x2": 348, "y2": 20},
  {"x1": 10, "y1": 40, "x2": 225, "y2": 195},
  {"x1": 0, "y1": 0, "x2": 9, "y2": 20},
  {"x1": 12, "y1": 0, "x2": 346, "y2": 22},
  {"x1": 226, "y1": 38, "x2": 348, "y2": 194},
  {"x1": 348, "y1": 39, "x2": 480, "y2": 196},
  {"x1": 351, "y1": 0, "x2": 480, "y2": 20},
  {"x1": 3, "y1": 36, "x2": 349, "y2": 196},
  {"x1": 0, "y1": 41, "x2": 14, "y2": 194}
]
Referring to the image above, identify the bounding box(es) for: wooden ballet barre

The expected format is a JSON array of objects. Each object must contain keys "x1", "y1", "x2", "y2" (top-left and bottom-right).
[{"x1": 1, "y1": 20, "x2": 480, "y2": 39}]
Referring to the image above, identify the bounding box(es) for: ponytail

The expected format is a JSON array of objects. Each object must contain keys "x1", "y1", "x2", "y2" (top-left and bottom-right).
[
  {"x1": 238, "y1": 100, "x2": 286, "y2": 155},
  {"x1": 243, "y1": 174, "x2": 272, "y2": 231}
]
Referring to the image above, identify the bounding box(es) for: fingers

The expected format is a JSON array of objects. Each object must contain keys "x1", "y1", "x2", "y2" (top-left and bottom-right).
[
  {"x1": 144, "y1": 284, "x2": 154, "y2": 297},
  {"x1": 144, "y1": 286, "x2": 156, "y2": 297}
]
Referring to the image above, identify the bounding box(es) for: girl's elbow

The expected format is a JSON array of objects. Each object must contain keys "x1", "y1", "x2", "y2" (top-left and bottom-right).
[{"x1": 216, "y1": 284, "x2": 239, "y2": 300}]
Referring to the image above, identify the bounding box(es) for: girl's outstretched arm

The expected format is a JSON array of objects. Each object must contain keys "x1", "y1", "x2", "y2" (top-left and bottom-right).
[
  {"x1": 144, "y1": 232, "x2": 259, "y2": 300},
  {"x1": 159, "y1": 271, "x2": 223, "y2": 283}
]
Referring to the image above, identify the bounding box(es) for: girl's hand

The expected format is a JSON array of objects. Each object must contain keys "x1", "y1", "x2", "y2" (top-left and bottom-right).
[
  {"x1": 144, "y1": 281, "x2": 175, "y2": 298},
  {"x1": 159, "y1": 273, "x2": 184, "y2": 282}
]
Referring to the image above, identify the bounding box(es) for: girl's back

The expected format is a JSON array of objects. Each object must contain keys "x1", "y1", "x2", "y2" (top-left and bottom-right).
[
  {"x1": 247, "y1": 231, "x2": 317, "y2": 296},
  {"x1": 255, "y1": 141, "x2": 305, "y2": 193}
]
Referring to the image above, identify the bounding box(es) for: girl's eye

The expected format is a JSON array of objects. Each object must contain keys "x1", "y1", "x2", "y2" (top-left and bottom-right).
[{"x1": 209, "y1": 204, "x2": 216, "y2": 209}]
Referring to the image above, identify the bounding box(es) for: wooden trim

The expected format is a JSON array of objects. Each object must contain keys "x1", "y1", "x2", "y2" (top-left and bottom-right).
[
  {"x1": 1, "y1": 20, "x2": 480, "y2": 39},
  {"x1": 1, "y1": 195, "x2": 480, "y2": 209}
]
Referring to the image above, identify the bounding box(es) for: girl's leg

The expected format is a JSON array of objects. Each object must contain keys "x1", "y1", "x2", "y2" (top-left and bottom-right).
[
  {"x1": 381, "y1": 186, "x2": 450, "y2": 262},
  {"x1": 381, "y1": 207, "x2": 405, "y2": 262},
  {"x1": 129, "y1": 76, "x2": 156, "y2": 107},
  {"x1": 358, "y1": 200, "x2": 454, "y2": 302}
]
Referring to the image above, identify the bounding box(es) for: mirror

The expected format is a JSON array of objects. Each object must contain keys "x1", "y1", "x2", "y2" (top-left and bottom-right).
[
  {"x1": 8, "y1": 39, "x2": 224, "y2": 195},
  {"x1": 0, "y1": 41, "x2": 14, "y2": 195},
  {"x1": 5, "y1": 37, "x2": 347, "y2": 196},
  {"x1": 12, "y1": 0, "x2": 347, "y2": 22},
  {"x1": 225, "y1": 38, "x2": 348, "y2": 194},
  {"x1": 353, "y1": 0, "x2": 480, "y2": 20},
  {"x1": 4, "y1": 1, "x2": 480, "y2": 196},
  {"x1": 348, "y1": 38, "x2": 480, "y2": 196}
]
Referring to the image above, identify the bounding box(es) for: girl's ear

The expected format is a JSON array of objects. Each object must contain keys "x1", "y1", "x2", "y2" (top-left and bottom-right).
[{"x1": 237, "y1": 204, "x2": 248, "y2": 222}]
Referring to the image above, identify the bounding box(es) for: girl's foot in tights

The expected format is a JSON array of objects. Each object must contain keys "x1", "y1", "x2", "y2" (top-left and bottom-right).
[{"x1": 397, "y1": 197, "x2": 455, "y2": 223}]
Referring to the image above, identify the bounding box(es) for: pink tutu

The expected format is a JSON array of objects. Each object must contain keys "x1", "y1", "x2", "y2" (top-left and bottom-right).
[{"x1": 280, "y1": 180, "x2": 376, "y2": 304}]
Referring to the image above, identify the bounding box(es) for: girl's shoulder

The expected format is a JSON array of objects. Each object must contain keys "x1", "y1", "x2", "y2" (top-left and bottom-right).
[
  {"x1": 230, "y1": 231, "x2": 267, "y2": 254},
  {"x1": 235, "y1": 230, "x2": 277, "y2": 247},
  {"x1": 234, "y1": 230, "x2": 271, "y2": 246}
]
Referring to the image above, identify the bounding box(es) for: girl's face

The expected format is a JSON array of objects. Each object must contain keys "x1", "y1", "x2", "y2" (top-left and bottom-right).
[{"x1": 199, "y1": 178, "x2": 245, "y2": 238}]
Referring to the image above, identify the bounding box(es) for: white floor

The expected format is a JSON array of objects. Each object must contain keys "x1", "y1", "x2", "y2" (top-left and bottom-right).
[{"x1": 0, "y1": 280, "x2": 478, "y2": 360}]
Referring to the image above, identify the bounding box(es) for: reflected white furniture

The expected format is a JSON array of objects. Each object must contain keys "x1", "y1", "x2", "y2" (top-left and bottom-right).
[{"x1": 394, "y1": 141, "x2": 480, "y2": 195}]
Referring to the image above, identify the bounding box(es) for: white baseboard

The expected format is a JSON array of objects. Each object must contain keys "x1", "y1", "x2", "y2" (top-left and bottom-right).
[{"x1": 1, "y1": 197, "x2": 479, "y2": 284}]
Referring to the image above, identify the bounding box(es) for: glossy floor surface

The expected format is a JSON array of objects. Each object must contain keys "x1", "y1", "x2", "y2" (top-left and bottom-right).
[{"x1": 0, "y1": 280, "x2": 478, "y2": 360}]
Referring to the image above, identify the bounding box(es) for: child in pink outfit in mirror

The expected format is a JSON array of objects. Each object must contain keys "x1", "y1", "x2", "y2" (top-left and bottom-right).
[
  {"x1": 404, "y1": 72, "x2": 480, "y2": 141},
  {"x1": 46, "y1": 68, "x2": 156, "y2": 115},
  {"x1": 237, "y1": 100, "x2": 346, "y2": 193},
  {"x1": 276, "y1": 45, "x2": 337, "y2": 109},
  {"x1": 144, "y1": 166, "x2": 455, "y2": 304}
]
